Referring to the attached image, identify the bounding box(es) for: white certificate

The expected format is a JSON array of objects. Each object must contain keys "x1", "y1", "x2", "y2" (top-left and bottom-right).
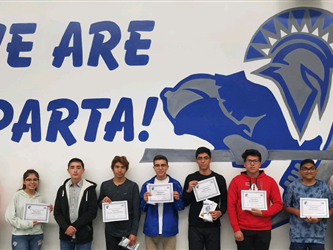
[
  {"x1": 23, "y1": 203, "x2": 50, "y2": 223},
  {"x1": 102, "y1": 201, "x2": 129, "y2": 222},
  {"x1": 241, "y1": 190, "x2": 267, "y2": 211},
  {"x1": 193, "y1": 177, "x2": 220, "y2": 202},
  {"x1": 300, "y1": 198, "x2": 329, "y2": 218},
  {"x1": 147, "y1": 183, "x2": 174, "y2": 203}
]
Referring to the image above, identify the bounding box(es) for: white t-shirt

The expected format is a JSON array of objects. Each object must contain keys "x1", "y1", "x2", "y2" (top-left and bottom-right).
[{"x1": 154, "y1": 176, "x2": 169, "y2": 234}]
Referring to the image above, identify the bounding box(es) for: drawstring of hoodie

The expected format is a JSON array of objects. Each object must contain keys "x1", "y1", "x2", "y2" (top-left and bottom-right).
[{"x1": 249, "y1": 177, "x2": 258, "y2": 191}]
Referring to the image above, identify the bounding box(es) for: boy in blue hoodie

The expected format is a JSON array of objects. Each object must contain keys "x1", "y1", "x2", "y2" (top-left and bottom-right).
[{"x1": 140, "y1": 155, "x2": 184, "y2": 250}]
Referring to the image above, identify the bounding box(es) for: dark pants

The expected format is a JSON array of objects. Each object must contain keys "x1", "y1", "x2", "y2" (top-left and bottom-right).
[
  {"x1": 290, "y1": 242, "x2": 325, "y2": 250},
  {"x1": 188, "y1": 226, "x2": 220, "y2": 250},
  {"x1": 236, "y1": 229, "x2": 271, "y2": 250},
  {"x1": 105, "y1": 232, "x2": 131, "y2": 250}
]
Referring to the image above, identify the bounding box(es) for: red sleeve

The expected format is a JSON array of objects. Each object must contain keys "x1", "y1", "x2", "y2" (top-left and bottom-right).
[
  {"x1": 261, "y1": 178, "x2": 283, "y2": 217},
  {"x1": 227, "y1": 178, "x2": 240, "y2": 232}
]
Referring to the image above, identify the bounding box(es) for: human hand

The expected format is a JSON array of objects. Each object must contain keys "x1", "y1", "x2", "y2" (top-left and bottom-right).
[
  {"x1": 102, "y1": 196, "x2": 112, "y2": 203},
  {"x1": 306, "y1": 217, "x2": 322, "y2": 223},
  {"x1": 234, "y1": 231, "x2": 244, "y2": 241},
  {"x1": 187, "y1": 180, "x2": 198, "y2": 193},
  {"x1": 65, "y1": 225, "x2": 77, "y2": 236},
  {"x1": 250, "y1": 208, "x2": 262, "y2": 217},
  {"x1": 209, "y1": 210, "x2": 222, "y2": 220},
  {"x1": 48, "y1": 204, "x2": 53, "y2": 212},
  {"x1": 128, "y1": 234, "x2": 137, "y2": 246},
  {"x1": 173, "y1": 191, "x2": 180, "y2": 200},
  {"x1": 144, "y1": 192, "x2": 152, "y2": 202}
]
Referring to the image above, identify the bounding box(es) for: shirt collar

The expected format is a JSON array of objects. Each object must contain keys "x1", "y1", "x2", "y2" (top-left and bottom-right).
[{"x1": 69, "y1": 179, "x2": 83, "y2": 187}]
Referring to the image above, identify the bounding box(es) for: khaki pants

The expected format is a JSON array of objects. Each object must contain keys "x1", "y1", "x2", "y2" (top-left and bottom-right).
[{"x1": 145, "y1": 235, "x2": 176, "y2": 250}]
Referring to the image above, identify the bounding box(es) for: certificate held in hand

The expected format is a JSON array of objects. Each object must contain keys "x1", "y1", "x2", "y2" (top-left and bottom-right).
[
  {"x1": 23, "y1": 203, "x2": 50, "y2": 223},
  {"x1": 241, "y1": 190, "x2": 267, "y2": 211},
  {"x1": 193, "y1": 177, "x2": 220, "y2": 202},
  {"x1": 300, "y1": 198, "x2": 329, "y2": 218},
  {"x1": 147, "y1": 183, "x2": 174, "y2": 204},
  {"x1": 102, "y1": 201, "x2": 129, "y2": 222}
]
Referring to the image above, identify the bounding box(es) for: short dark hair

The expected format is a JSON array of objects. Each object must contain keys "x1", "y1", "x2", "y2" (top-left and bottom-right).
[
  {"x1": 21, "y1": 169, "x2": 39, "y2": 191},
  {"x1": 242, "y1": 149, "x2": 262, "y2": 162},
  {"x1": 111, "y1": 156, "x2": 129, "y2": 170},
  {"x1": 68, "y1": 158, "x2": 84, "y2": 169},
  {"x1": 300, "y1": 159, "x2": 316, "y2": 168},
  {"x1": 153, "y1": 155, "x2": 168, "y2": 165},
  {"x1": 195, "y1": 147, "x2": 211, "y2": 158}
]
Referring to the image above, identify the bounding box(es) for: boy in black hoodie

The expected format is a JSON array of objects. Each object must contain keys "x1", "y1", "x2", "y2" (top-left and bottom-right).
[{"x1": 54, "y1": 158, "x2": 98, "y2": 250}]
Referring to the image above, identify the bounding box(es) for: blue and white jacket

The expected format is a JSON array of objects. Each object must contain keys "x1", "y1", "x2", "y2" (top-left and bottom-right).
[{"x1": 140, "y1": 175, "x2": 185, "y2": 237}]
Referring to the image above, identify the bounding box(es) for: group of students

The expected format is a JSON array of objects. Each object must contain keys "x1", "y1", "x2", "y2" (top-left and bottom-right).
[{"x1": 4, "y1": 147, "x2": 333, "y2": 250}]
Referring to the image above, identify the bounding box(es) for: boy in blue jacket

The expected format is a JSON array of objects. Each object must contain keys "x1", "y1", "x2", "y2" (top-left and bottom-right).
[{"x1": 140, "y1": 155, "x2": 185, "y2": 250}]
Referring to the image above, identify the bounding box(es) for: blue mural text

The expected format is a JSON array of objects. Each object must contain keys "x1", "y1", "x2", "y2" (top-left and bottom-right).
[
  {"x1": 0, "y1": 21, "x2": 155, "y2": 69},
  {"x1": 2, "y1": 97, "x2": 158, "y2": 146}
]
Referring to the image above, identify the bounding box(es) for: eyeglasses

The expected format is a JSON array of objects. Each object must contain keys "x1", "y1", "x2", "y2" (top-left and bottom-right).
[
  {"x1": 25, "y1": 178, "x2": 39, "y2": 182},
  {"x1": 300, "y1": 167, "x2": 316, "y2": 172},
  {"x1": 154, "y1": 164, "x2": 168, "y2": 168},
  {"x1": 197, "y1": 156, "x2": 210, "y2": 161},
  {"x1": 245, "y1": 160, "x2": 260, "y2": 164}
]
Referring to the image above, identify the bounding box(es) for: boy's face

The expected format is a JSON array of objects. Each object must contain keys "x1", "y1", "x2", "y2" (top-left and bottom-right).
[
  {"x1": 299, "y1": 162, "x2": 318, "y2": 181},
  {"x1": 153, "y1": 159, "x2": 169, "y2": 179},
  {"x1": 68, "y1": 161, "x2": 84, "y2": 183},
  {"x1": 112, "y1": 161, "x2": 127, "y2": 179},
  {"x1": 244, "y1": 155, "x2": 261, "y2": 176},
  {"x1": 196, "y1": 153, "x2": 212, "y2": 171}
]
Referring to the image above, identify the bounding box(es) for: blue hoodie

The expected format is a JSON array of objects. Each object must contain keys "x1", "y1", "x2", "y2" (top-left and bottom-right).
[{"x1": 140, "y1": 175, "x2": 185, "y2": 237}]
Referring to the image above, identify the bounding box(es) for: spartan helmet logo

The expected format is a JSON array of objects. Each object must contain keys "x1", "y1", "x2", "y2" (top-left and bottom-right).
[{"x1": 245, "y1": 8, "x2": 333, "y2": 139}]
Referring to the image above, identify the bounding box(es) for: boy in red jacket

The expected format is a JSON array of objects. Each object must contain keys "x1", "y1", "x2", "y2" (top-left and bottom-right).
[{"x1": 228, "y1": 149, "x2": 283, "y2": 250}]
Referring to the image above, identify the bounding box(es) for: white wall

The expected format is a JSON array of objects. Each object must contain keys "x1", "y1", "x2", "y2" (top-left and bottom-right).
[{"x1": 1, "y1": 1, "x2": 333, "y2": 249}]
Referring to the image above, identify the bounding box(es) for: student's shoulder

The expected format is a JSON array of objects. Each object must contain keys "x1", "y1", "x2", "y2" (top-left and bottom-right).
[
  {"x1": 261, "y1": 172, "x2": 280, "y2": 184},
  {"x1": 83, "y1": 179, "x2": 98, "y2": 189},
  {"x1": 168, "y1": 175, "x2": 181, "y2": 183},
  {"x1": 211, "y1": 171, "x2": 226, "y2": 180},
  {"x1": 142, "y1": 176, "x2": 155, "y2": 186},
  {"x1": 286, "y1": 179, "x2": 301, "y2": 190},
  {"x1": 57, "y1": 178, "x2": 71, "y2": 190},
  {"x1": 12, "y1": 189, "x2": 25, "y2": 199},
  {"x1": 185, "y1": 171, "x2": 199, "y2": 180},
  {"x1": 100, "y1": 179, "x2": 113, "y2": 187},
  {"x1": 316, "y1": 179, "x2": 330, "y2": 189},
  {"x1": 126, "y1": 178, "x2": 139, "y2": 187}
]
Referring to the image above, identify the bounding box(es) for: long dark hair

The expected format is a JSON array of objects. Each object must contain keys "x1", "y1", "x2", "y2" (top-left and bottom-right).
[{"x1": 20, "y1": 169, "x2": 39, "y2": 191}]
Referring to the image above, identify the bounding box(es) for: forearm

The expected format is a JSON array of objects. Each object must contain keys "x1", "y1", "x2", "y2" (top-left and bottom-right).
[{"x1": 283, "y1": 205, "x2": 300, "y2": 217}]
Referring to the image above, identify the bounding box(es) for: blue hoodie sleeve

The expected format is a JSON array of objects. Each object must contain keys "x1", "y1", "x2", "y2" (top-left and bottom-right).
[
  {"x1": 172, "y1": 179, "x2": 185, "y2": 211},
  {"x1": 140, "y1": 182, "x2": 150, "y2": 212}
]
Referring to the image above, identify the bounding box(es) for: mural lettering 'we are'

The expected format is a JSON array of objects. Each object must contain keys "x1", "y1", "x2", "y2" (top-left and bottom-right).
[{"x1": 143, "y1": 8, "x2": 333, "y2": 227}]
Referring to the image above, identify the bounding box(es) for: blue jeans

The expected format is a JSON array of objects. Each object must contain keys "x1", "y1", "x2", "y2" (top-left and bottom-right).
[
  {"x1": 60, "y1": 239, "x2": 92, "y2": 250},
  {"x1": 290, "y1": 242, "x2": 325, "y2": 250},
  {"x1": 12, "y1": 234, "x2": 43, "y2": 250}
]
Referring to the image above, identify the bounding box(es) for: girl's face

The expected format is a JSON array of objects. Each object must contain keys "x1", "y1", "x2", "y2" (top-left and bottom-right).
[{"x1": 23, "y1": 173, "x2": 39, "y2": 191}]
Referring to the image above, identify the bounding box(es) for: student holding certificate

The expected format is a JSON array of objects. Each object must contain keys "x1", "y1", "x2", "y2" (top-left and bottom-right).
[
  {"x1": 228, "y1": 149, "x2": 283, "y2": 250},
  {"x1": 283, "y1": 159, "x2": 333, "y2": 250},
  {"x1": 182, "y1": 147, "x2": 227, "y2": 250},
  {"x1": 98, "y1": 156, "x2": 141, "y2": 250},
  {"x1": 5, "y1": 169, "x2": 53, "y2": 250},
  {"x1": 140, "y1": 154, "x2": 185, "y2": 250}
]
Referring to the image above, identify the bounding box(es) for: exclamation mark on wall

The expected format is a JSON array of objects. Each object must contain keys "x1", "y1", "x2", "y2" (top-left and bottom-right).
[{"x1": 138, "y1": 97, "x2": 158, "y2": 142}]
